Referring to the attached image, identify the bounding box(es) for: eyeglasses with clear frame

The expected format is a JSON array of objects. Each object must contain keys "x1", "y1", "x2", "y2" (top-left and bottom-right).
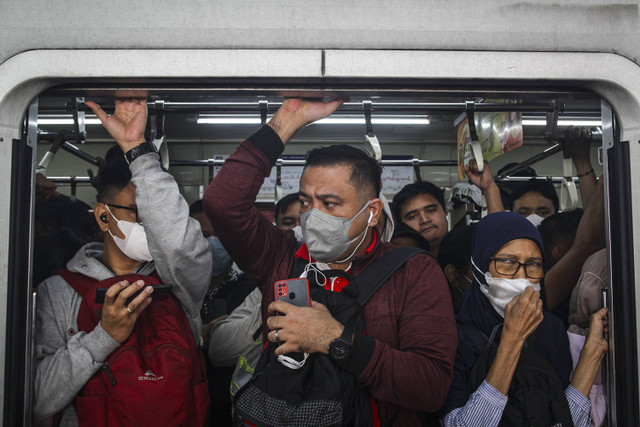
[
  {"x1": 105, "y1": 203, "x2": 142, "y2": 224},
  {"x1": 489, "y1": 257, "x2": 544, "y2": 280}
]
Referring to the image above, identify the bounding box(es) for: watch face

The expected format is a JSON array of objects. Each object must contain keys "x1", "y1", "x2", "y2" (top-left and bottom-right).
[{"x1": 330, "y1": 340, "x2": 350, "y2": 360}]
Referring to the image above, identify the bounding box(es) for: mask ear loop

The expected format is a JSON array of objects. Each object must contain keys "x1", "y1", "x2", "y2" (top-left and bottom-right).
[
  {"x1": 333, "y1": 210, "x2": 374, "y2": 265},
  {"x1": 470, "y1": 258, "x2": 487, "y2": 287},
  {"x1": 303, "y1": 262, "x2": 328, "y2": 287}
]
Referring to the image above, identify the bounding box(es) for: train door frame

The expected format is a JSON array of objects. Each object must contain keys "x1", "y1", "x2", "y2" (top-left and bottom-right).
[{"x1": 1, "y1": 48, "x2": 639, "y2": 426}]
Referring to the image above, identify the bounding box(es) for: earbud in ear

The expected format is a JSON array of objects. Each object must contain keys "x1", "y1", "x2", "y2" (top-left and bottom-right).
[{"x1": 100, "y1": 214, "x2": 108, "y2": 223}]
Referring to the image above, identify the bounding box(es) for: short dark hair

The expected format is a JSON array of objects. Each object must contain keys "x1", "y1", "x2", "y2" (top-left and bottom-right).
[
  {"x1": 189, "y1": 199, "x2": 204, "y2": 217},
  {"x1": 391, "y1": 181, "x2": 446, "y2": 223},
  {"x1": 538, "y1": 209, "x2": 583, "y2": 268},
  {"x1": 508, "y1": 178, "x2": 560, "y2": 212},
  {"x1": 95, "y1": 157, "x2": 132, "y2": 203},
  {"x1": 304, "y1": 145, "x2": 382, "y2": 200},
  {"x1": 437, "y1": 224, "x2": 476, "y2": 272},
  {"x1": 104, "y1": 144, "x2": 125, "y2": 164},
  {"x1": 275, "y1": 192, "x2": 300, "y2": 223}
]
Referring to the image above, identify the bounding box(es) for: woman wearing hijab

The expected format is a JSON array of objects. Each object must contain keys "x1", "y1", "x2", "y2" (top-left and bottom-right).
[{"x1": 439, "y1": 212, "x2": 608, "y2": 427}]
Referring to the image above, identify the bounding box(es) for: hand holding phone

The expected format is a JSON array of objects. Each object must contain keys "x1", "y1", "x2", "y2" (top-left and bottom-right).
[{"x1": 95, "y1": 283, "x2": 172, "y2": 304}]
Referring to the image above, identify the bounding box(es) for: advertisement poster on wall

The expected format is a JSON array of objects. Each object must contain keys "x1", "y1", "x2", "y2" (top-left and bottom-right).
[{"x1": 456, "y1": 101, "x2": 524, "y2": 180}]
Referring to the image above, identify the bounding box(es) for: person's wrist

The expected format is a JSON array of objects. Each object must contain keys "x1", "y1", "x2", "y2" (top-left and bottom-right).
[
  {"x1": 267, "y1": 110, "x2": 305, "y2": 144},
  {"x1": 572, "y1": 156, "x2": 592, "y2": 171},
  {"x1": 119, "y1": 139, "x2": 147, "y2": 154}
]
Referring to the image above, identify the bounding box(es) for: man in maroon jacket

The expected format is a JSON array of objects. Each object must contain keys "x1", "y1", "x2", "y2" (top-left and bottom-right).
[{"x1": 204, "y1": 98, "x2": 457, "y2": 426}]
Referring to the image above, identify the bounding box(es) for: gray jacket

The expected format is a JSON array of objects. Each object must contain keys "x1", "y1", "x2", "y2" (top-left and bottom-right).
[{"x1": 34, "y1": 153, "x2": 212, "y2": 424}]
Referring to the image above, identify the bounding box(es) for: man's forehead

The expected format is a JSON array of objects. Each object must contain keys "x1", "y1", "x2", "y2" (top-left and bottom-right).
[
  {"x1": 300, "y1": 165, "x2": 357, "y2": 195},
  {"x1": 401, "y1": 193, "x2": 442, "y2": 212},
  {"x1": 514, "y1": 191, "x2": 554, "y2": 208}
]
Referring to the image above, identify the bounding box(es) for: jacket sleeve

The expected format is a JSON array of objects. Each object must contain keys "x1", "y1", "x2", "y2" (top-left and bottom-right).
[
  {"x1": 129, "y1": 153, "x2": 213, "y2": 338},
  {"x1": 34, "y1": 278, "x2": 120, "y2": 420},
  {"x1": 203, "y1": 126, "x2": 297, "y2": 290},
  {"x1": 350, "y1": 259, "x2": 458, "y2": 412},
  {"x1": 208, "y1": 288, "x2": 262, "y2": 366}
]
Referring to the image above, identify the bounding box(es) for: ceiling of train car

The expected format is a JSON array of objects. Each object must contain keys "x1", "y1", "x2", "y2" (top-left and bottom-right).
[{"x1": 35, "y1": 88, "x2": 603, "y2": 149}]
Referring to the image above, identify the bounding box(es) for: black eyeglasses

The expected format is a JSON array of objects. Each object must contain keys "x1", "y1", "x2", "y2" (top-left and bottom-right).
[
  {"x1": 489, "y1": 257, "x2": 544, "y2": 280},
  {"x1": 105, "y1": 203, "x2": 141, "y2": 224}
]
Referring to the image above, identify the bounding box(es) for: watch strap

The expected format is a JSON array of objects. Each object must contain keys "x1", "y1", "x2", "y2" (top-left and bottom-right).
[
  {"x1": 329, "y1": 327, "x2": 353, "y2": 360},
  {"x1": 124, "y1": 142, "x2": 156, "y2": 165}
]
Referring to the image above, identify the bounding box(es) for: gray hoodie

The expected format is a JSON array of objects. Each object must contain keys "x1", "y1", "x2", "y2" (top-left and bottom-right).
[{"x1": 34, "y1": 153, "x2": 213, "y2": 424}]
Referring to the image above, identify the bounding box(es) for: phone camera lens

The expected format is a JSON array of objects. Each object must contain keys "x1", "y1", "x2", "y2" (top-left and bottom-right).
[{"x1": 289, "y1": 292, "x2": 296, "y2": 300}]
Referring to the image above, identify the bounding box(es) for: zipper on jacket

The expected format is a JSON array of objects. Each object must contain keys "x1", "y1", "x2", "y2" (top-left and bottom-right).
[{"x1": 103, "y1": 363, "x2": 117, "y2": 386}]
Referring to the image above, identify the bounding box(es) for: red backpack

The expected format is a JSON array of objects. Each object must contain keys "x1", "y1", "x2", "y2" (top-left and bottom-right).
[{"x1": 58, "y1": 270, "x2": 209, "y2": 427}]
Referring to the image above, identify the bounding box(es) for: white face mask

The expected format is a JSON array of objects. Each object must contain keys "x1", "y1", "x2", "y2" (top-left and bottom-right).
[
  {"x1": 526, "y1": 213, "x2": 545, "y2": 228},
  {"x1": 105, "y1": 205, "x2": 153, "y2": 262},
  {"x1": 479, "y1": 272, "x2": 541, "y2": 318}
]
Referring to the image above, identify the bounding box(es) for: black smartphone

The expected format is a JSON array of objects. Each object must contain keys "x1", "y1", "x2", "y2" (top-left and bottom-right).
[
  {"x1": 274, "y1": 278, "x2": 311, "y2": 308},
  {"x1": 95, "y1": 283, "x2": 173, "y2": 304}
]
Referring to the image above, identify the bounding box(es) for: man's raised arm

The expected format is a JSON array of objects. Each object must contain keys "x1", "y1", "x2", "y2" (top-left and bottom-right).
[
  {"x1": 87, "y1": 98, "x2": 213, "y2": 338},
  {"x1": 203, "y1": 99, "x2": 343, "y2": 282}
]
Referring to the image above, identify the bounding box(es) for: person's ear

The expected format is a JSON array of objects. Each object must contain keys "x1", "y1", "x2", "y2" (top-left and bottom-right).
[
  {"x1": 551, "y1": 244, "x2": 569, "y2": 265},
  {"x1": 444, "y1": 265, "x2": 459, "y2": 286},
  {"x1": 94, "y1": 203, "x2": 110, "y2": 232},
  {"x1": 368, "y1": 198, "x2": 384, "y2": 228}
]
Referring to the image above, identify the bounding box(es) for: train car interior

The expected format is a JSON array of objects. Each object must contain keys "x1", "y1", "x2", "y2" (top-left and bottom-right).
[{"x1": 4, "y1": 76, "x2": 633, "y2": 426}]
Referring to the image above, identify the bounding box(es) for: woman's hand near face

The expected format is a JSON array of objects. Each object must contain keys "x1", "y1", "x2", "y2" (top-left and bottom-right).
[
  {"x1": 485, "y1": 287, "x2": 544, "y2": 395},
  {"x1": 502, "y1": 286, "x2": 544, "y2": 345}
]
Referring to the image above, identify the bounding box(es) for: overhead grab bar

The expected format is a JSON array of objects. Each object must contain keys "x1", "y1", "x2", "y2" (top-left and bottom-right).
[
  {"x1": 545, "y1": 100, "x2": 560, "y2": 144},
  {"x1": 71, "y1": 97, "x2": 86, "y2": 145},
  {"x1": 259, "y1": 100, "x2": 269, "y2": 125},
  {"x1": 169, "y1": 158, "x2": 457, "y2": 168},
  {"x1": 465, "y1": 101, "x2": 484, "y2": 173},
  {"x1": 274, "y1": 159, "x2": 283, "y2": 203},
  {"x1": 412, "y1": 158, "x2": 423, "y2": 182},
  {"x1": 59, "y1": 100, "x2": 574, "y2": 115},
  {"x1": 363, "y1": 101, "x2": 382, "y2": 161},
  {"x1": 494, "y1": 143, "x2": 563, "y2": 180}
]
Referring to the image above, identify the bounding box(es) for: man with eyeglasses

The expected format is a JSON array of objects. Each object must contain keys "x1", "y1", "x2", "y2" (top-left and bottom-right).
[{"x1": 34, "y1": 98, "x2": 213, "y2": 425}]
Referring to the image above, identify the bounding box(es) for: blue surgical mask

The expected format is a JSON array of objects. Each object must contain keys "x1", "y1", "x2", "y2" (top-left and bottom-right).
[{"x1": 207, "y1": 236, "x2": 232, "y2": 277}]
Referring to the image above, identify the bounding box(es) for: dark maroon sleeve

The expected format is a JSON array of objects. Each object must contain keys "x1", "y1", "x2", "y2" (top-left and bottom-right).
[
  {"x1": 203, "y1": 126, "x2": 298, "y2": 294},
  {"x1": 356, "y1": 256, "x2": 458, "y2": 412}
]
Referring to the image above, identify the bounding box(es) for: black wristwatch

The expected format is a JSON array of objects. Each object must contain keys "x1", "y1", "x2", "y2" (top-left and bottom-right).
[
  {"x1": 328, "y1": 327, "x2": 353, "y2": 361},
  {"x1": 124, "y1": 142, "x2": 157, "y2": 165}
]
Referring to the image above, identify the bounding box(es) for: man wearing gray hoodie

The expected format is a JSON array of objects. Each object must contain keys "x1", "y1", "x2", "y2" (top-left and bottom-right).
[{"x1": 34, "y1": 98, "x2": 212, "y2": 425}]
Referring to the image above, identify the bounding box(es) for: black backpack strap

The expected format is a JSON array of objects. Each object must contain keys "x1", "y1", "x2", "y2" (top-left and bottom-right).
[
  {"x1": 458, "y1": 323, "x2": 492, "y2": 352},
  {"x1": 353, "y1": 246, "x2": 427, "y2": 306}
]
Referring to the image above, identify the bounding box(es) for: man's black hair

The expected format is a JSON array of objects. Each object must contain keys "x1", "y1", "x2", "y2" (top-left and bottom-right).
[
  {"x1": 391, "y1": 222, "x2": 431, "y2": 252},
  {"x1": 275, "y1": 192, "x2": 300, "y2": 223},
  {"x1": 538, "y1": 209, "x2": 583, "y2": 268},
  {"x1": 189, "y1": 199, "x2": 204, "y2": 217},
  {"x1": 33, "y1": 227, "x2": 93, "y2": 287},
  {"x1": 104, "y1": 144, "x2": 125, "y2": 164},
  {"x1": 391, "y1": 181, "x2": 446, "y2": 223},
  {"x1": 508, "y1": 178, "x2": 560, "y2": 212},
  {"x1": 95, "y1": 157, "x2": 132, "y2": 203},
  {"x1": 304, "y1": 145, "x2": 382, "y2": 200},
  {"x1": 495, "y1": 163, "x2": 538, "y2": 209},
  {"x1": 437, "y1": 224, "x2": 476, "y2": 273}
]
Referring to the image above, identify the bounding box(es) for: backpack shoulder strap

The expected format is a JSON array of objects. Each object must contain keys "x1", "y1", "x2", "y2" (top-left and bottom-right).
[
  {"x1": 457, "y1": 323, "x2": 491, "y2": 351},
  {"x1": 354, "y1": 246, "x2": 428, "y2": 306},
  {"x1": 57, "y1": 270, "x2": 98, "y2": 298}
]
